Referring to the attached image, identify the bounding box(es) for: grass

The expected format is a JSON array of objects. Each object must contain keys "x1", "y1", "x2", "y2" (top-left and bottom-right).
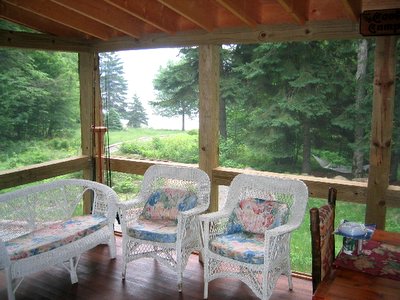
[{"x1": 106, "y1": 128, "x2": 181, "y2": 145}]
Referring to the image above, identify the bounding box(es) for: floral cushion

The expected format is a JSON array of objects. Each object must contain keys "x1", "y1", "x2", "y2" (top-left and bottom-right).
[
  {"x1": 319, "y1": 204, "x2": 335, "y2": 279},
  {"x1": 334, "y1": 239, "x2": 400, "y2": 281},
  {"x1": 210, "y1": 231, "x2": 265, "y2": 264},
  {"x1": 5, "y1": 215, "x2": 108, "y2": 261},
  {"x1": 140, "y1": 188, "x2": 197, "y2": 221},
  {"x1": 127, "y1": 218, "x2": 178, "y2": 243},
  {"x1": 226, "y1": 197, "x2": 289, "y2": 235}
]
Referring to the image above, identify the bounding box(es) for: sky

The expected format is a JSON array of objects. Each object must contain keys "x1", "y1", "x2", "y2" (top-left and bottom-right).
[{"x1": 118, "y1": 48, "x2": 199, "y2": 130}]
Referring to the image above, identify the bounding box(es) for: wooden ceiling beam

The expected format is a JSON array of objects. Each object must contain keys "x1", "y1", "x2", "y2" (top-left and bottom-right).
[
  {"x1": 50, "y1": 0, "x2": 144, "y2": 39},
  {"x1": 0, "y1": 2, "x2": 90, "y2": 39},
  {"x1": 93, "y1": 20, "x2": 361, "y2": 53},
  {"x1": 215, "y1": 0, "x2": 258, "y2": 27},
  {"x1": 341, "y1": 0, "x2": 362, "y2": 21},
  {"x1": 158, "y1": 0, "x2": 215, "y2": 32},
  {"x1": 0, "y1": 29, "x2": 93, "y2": 52},
  {"x1": 276, "y1": 0, "x2": 308, "y2": 25},
  {"x1": 105, "y1": 0, "x2": 178, "y2": 34},
  {"x1": 3, "y1": 0, "x2": 114, "y2": 40},
  {"x1": 362, "y1": 0, "x2": 400, "y2": 11}
]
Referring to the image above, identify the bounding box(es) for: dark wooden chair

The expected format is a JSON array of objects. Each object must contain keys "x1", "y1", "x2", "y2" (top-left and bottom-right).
[{"x1": 310, "y1": 187, "x2": 337, "y2": 293}]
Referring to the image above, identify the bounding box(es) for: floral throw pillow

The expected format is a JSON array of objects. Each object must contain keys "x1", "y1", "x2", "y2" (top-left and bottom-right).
[
  {"x1": 226, "y1": 197, "x2": 289, "y2": 235},
  {"x1": 140, "y1": 188, "x2": 198, "y2": 221}
]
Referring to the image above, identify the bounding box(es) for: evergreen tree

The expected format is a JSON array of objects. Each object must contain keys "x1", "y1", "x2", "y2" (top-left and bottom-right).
[
  {"x1": 0, "y1": 48, "x2": 79, "y2": 143},
  {"x1": 106, "y1": 108, "x2": 123, "y2": 130},
  {"x1": 126, "y1": 94, "x2": 148, "y2": 128},
  {"x1": 222, "y1": 41, "x2": 362, "y2": 174},
  {"x1": 151, "y1": 52, "x2": 198, "y2": 131},
  {"x1": 99, "y1": 52, "x2": 128, "y2": 118}
]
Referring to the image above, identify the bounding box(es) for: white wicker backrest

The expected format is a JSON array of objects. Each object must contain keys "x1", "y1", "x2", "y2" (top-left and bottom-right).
[
  {"x1": 224, "y1": 174, "x2": 308, "y2": 229},
  {"x1": 0, "y1": 179, "x2": 118, "y2": 242},
  {"x1": 139, "y1": 165, "x2": 210, "y2": 210}
]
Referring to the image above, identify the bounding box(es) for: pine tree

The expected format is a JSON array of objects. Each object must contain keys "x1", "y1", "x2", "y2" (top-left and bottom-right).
[
  {"x1": 99, "y1": 52, "x2": 128, "y2": 118},
  {"x1": 151, "y1": 55, "x2": 198, "y2": 131},
  {"x1": 107, "y1": 108, "x2": 123, "y2": 130},
  {"x1": 127, "y1": 94, "x2": 148, "y2": 128}
]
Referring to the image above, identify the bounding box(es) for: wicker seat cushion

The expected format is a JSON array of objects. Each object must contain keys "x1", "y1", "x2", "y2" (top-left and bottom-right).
[
  {"x1": 226, "y1": 197, "x2": 289, "y2": 235},
  {"x1": 210, "y1": 231, "x2": 265, "y2": 264},
  {"x1": 129, "y1": 188, "x2": 197, "y2": 243},
  {"x1": 210, "y1": 197, "x2": 289, "y2": 264},
  {"x1": 140, "y1": 188, "x2": 198, "y2": 221},
  {"x1": 127, "y1": 218, "x2": 178, "y2": 243},
  {"x1": 5, "y1": 215, "x2": 108, "y2": 261}
]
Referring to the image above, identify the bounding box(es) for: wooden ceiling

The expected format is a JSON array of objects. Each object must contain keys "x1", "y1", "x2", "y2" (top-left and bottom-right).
[{"x1": 0, "y1": 0, "x2": 399, "y2": 52}]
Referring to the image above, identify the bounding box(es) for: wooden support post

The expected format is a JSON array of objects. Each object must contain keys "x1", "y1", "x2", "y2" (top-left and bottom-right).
[
  {"x1": 92, "y1": 126, "x2": 107, "y2": 183},
  {"x1": 79, "y1": 52, "x2": 94, "y2": 180},
  {"x1": 365, "y1": 36, "x2": 397, "y2": 229},
  {"x1": 79, "y1": 52, "x2": 103, "y2": 214},
  {"x1": 199, "y1": 45, "x2": 220, "y2": 212}
]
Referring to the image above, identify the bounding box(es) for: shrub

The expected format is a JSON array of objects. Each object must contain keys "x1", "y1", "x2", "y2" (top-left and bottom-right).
[
  {"x1": 119, "y1": 142, "x2": 143, "y2": 155},
  {"x1": 187, "y1": 129, "x2": 198, "y2": 136}
]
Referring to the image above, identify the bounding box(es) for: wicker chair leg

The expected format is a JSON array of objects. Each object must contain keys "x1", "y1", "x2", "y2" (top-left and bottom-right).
[
  {"x1": 5, "y1": 268, "x2": 15, "y2": 300},
  {"x1": 204, "y1": 280, "x2": 209, "y2": 299},
  {"x1": 287, "y1": 274, "x2": 293, "y2": 291},
  {"x1": 69, "y1": 257, "x2": 79, "y2": 284},
  {"x1": 108, "y1": 235, "x2": 116, "y2": 259}
]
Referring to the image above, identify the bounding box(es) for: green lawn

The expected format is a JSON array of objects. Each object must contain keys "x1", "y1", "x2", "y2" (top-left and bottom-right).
[{"x1": 106, "y1": 128, "x2": 181, "y2": 145}]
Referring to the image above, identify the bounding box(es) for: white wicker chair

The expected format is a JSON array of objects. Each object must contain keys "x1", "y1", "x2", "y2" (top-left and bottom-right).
[
  {"x1": 0, "y1": 179, "x2": 118, "y2": 300},
  {"x1": 118, "y1": 164, "x2": 210, "y2": 291},
  {"x1": 199, "y1": 173, "x2": 308, "y2": 300}
]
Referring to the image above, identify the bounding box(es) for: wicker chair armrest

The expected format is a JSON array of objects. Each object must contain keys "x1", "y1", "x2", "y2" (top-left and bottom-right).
[
  {"x1": 117, "y1": 197, "x2": 145, "y2": 210},
  {"x1": 179, "y1": 204, "x2": 209, "y2": 218},
  {"x1": 117, "y1": 198, "x2": 145, "y2": 225},
  {"x1": 198, "y1": 210, "x2": 230, "y2": 223},
  {"x1": 264, "y1": 223, "x2": 297, "y2": 238},
  {"x1": 263, "y1": 224, "x2": 297, "y2": 263},
  {"x1": 200, "y1": 211, "x2": 231, "y2": 241}
]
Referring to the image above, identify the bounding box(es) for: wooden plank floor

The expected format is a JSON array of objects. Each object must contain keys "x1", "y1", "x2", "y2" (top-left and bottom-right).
[{"x1": 0, "y1": 237, "x2": 312, "y2": 299}]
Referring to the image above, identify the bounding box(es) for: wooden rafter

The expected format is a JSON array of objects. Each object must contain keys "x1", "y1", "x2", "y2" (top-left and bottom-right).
[
  {"x1": 105, "y1": 0, "x2": 178, "y2": 34},
  {"x1": 158, "y1": 0, "x2": 215, "y2": 32},
  {"x1": 215, "y1": 0, "x2": 258, "y2": 27},
  {"x1": 341, "y1": 0, "x2": 362, "y2": 21},
  {"x1": 0, "y1": 1, "x2": 88, "y2": 38},
  {"x1": 276, "y1": 0, "x2": 308, "y2": 25},
  {"x1": 3, "y1": 0, "x2": 114, "y2": 40},
  {"x1": 49, "y1": 0, "x2": 144, "y2": 39}
]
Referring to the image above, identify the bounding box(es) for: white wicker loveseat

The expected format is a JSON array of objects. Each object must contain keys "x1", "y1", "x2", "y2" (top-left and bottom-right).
[{"x1": 0, "y1": 179, "x2": 118, "y2": 300}]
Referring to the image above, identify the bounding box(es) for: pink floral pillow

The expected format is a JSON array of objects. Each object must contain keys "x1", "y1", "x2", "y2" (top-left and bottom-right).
[
  {"x1": 140, "y1": 188, "x2": 197, "y2": 221},
  {"x1": 226, "y1": 197, "x2": 289, "y2": 235}
]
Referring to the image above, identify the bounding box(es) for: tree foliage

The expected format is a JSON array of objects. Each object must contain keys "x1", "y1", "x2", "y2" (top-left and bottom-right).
[
  {"x1": 126, "y1": 94, "x2": 148, "y2": 128},
  {"x1": 99, "y1": 52, "x2": 128, "y2": 119},
  {"x1": 0, "y1": 48, "x2": 79, "y2": 145},
  {"x1": 151, "y1": 50, "x2": 198, "y2": 131},
  {"x1": 151, "y1": 41, "x2": 386, "y2": 177}
]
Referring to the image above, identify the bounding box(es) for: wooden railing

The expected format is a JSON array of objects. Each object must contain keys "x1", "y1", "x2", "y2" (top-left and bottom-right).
[
  {"x1": 109, "y1": 157, "x2": 400, "y2": 208},
  {"x1": 1, "y1": 156, "x2": 400, "y2": 208},
  {"x1": 0, "y1": 156, "x2": 91, "y2": 190}
]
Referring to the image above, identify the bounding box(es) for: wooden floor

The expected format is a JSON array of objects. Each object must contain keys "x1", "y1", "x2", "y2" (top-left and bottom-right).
[{"x1": 0, "y1": 237, "x2": 312, "y2": 300}]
